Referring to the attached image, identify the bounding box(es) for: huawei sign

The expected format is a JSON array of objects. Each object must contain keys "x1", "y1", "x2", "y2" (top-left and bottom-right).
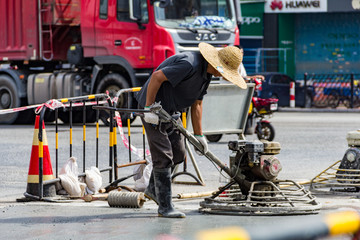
[
  {"x1": 267, "y1": 0, "x2": 326, "y2": 12},
  {"x1": 271, "y1": 0, "x2": 283, "y2": 10}
]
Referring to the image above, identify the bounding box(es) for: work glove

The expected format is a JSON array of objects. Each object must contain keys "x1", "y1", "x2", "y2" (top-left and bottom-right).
[
  {"x1": 194, "y1": 134, "x2": 208, "y2": 155},
  {"x1": 143, "y1": 102, "x2": 160, "y2": 125}
]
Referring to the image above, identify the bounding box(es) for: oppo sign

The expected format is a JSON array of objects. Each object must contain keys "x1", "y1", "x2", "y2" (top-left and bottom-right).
[
  {"x1": 265, "y1": 0, "x2": 327, "y2": 13},
  {"x1": 241, "y1": 17, "x2": 261, "y2": 25}
]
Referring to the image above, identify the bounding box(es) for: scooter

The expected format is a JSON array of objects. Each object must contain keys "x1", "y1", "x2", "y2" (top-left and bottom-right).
[{"x1": 245, "y1": 78, "x2": 278, "y2": 141}]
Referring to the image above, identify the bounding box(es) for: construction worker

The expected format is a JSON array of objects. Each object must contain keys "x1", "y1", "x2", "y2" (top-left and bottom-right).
[{"x1": 135, "y1": 42, "x2": 246, "y2": 218}]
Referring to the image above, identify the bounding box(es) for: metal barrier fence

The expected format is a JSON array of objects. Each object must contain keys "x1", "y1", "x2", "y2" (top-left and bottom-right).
[
  {"x1": 25, "y1": 86, "x2": 205, "y2": 200},
  {"x1": 243, "y1": 48, "x2": 290, "y2": 75},
  {"x1": 304, "y1": 73, "x2": 360, "y2": 109},
  {"x1": 27, "y1": 93, "x2": 116, "y2": 200}
]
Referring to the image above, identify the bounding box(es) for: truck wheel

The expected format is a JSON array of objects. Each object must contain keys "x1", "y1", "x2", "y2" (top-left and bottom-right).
[
  {"x1": 96, "y1": 73, "x2": 133, "y2": 126},
  {"x1": 0, "y1": 75, "x2": 20, "y2": 124},
  {"x1": 206, "y1": 134, "x2": 222, "y2": 142}
]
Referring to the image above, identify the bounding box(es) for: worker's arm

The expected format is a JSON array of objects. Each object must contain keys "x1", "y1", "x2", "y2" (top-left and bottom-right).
[
  {"x1": 190, "y1": 100, "x2": 208, "y2": 154},
  {"x1": 191, "y1": 100, "x2": 203, "y2": 135},
  {"x1": 143, "y1": 70, "x2": 167, "y2": 125},
  {"x1": 145, "y1": 70, "x2": 168, "y2": 106}
]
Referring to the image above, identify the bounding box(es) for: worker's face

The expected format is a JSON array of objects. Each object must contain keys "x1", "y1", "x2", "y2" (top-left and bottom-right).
[{"x1": 207, "y1": 64, "x2": 222, "y2": 77}]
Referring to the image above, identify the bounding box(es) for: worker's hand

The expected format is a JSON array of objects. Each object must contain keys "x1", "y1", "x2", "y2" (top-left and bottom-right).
[
  {"x1": 254, "y1": 75, "x2": 265, "y2": 81},
  {"x1": 194, "y1": 134, "x2": 208, "y2": 155},
  {"x1": 143, "y1": 105, "x2": 159, "y2": 125}
]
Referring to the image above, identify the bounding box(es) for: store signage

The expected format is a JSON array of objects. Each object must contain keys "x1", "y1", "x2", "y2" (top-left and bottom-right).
[
  {"x1": 240, "y1": 2, "x2": 264, "y2": 37},
  {"x1": 328, "y1": 0, "x2": 360, "y2": 12},
  {"x1": 241, "y1": 17, "x2": 261, "y2": 25},
  {"x1": 265, "y1": 0, "x2": 327, "y2": 13}
]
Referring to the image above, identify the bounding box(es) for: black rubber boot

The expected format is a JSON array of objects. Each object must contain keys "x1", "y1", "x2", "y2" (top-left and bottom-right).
[
  {"x1": 153, "y1": 167, "x2": 186, "y2": 218},
  {"x1": 144, "y1": 170, "x2": 158, "y2": 205}
]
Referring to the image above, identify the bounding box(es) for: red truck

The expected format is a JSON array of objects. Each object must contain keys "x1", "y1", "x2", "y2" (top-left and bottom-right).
[{"x1": 0, "y1": 0, "x2": 240, "y2": 124}]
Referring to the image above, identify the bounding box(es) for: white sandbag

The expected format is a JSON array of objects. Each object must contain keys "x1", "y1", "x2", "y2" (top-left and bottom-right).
[
  {"x1": 85, "y1": 166, "x2": 102, "y2": 194},
  {"x1": 59, "y1": 174, "x2": 82, "y2": 197},
  {"x1": 134, "y1": 162, "x2": 153, "y2": 192},
  {"x1": 59, "y1": 157, "x2": 83, "y2": 197}
]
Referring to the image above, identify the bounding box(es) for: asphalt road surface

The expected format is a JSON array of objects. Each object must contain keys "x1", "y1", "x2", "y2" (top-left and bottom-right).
[{"x1": 1, "y1": 111, "x2": 360, "y2": 240}]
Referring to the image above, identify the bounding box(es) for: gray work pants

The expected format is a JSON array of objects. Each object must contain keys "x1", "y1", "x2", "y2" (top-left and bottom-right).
[{"x1": 141, "y1": 118, "x2": 186, "y2": 169}]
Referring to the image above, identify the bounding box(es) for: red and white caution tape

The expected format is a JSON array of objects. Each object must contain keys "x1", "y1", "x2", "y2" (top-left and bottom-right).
[
  {"x1": 0, "y1": 94, "x2": 151, "y2": 163},
  {"x1": 0, "y1": 99, "x2": 108, "y2": 115},
  {"x1": 0, "y1": 103, "x2": 42, "y2": 115},
  {"x1": 35, "y1": 99, "x2": 65, "y2": 114}
]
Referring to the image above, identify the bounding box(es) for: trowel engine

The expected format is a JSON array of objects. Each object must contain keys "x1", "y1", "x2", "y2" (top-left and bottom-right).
[
  {"x1": 337, "y1": 130, "x2": 360, "y2": 184},
  {"x1": 227, "y1": 140, "x2": 282, "y2": 191}
]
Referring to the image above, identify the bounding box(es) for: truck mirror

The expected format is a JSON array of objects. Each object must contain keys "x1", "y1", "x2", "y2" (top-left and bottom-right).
[
  {"x1": 129, "y1": 0, "x2": 141, "y2": 21},
  {"x1": 159, "y1": 0, "x2": 170, "y2": 8}
]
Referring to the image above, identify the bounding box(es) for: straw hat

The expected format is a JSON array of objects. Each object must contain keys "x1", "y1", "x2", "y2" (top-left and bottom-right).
[{"x1": 199, "y1": 42, "x2": 246, "y2": 89}]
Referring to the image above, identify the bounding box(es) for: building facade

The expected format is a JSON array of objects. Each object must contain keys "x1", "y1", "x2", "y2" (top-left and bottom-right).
[{"x1": 239, "y1": 0, "x2": 360, "y2": 79}]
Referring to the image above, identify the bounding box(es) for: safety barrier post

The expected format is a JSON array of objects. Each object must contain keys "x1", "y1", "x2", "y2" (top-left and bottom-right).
[
  {"x1": 96, "y1": 99, "x2": 100, "y2": 168},
  {"x1": 113, "y1": 111, "x2": 118, "y2": 181},
  {"x1": 69, "y1": 102, "x2": 73, "y2": 157},
  {"x1": 128, "y1": 119, "x2": 132, "y2": 163},
  {"x1": 109, "y1": 102, "x2": 114, "y2": 183},
  {"x1": 82, "y1": 100, "x2": 86, "y2": 173},
  {"x1": 304, "y1": 72, "x2": 308, "y2": 108},
  {"x1": 55, "y1": 108, "x2": 59, "y2": 178},
  {"x1": 38, "y1": 110, "x2": 45, "y2": 199},
  {"x1": 290, "y1": 81, "x2": 295, "y2": 108}
]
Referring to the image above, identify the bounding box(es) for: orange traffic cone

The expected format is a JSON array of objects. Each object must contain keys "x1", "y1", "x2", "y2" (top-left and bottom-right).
[{"x1": 26, "y1": 115, "x2": 56, "y2": 197}]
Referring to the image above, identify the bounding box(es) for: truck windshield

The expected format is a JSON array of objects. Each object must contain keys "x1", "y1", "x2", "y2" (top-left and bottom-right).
[{"x1": 154, "y1": 0, "x2": 235, "y2": 30}]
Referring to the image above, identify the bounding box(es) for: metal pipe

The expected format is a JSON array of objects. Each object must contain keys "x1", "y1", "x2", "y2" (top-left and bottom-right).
[
  {"x1": 37, "y1": 0, "x2": 43, "y2": 59},
  {"x1": 59, "y1": 94, "x2": 108, "y2": 103},
  {"x1": 117, "y1": 160, "x2": 147, "y2": 168}
]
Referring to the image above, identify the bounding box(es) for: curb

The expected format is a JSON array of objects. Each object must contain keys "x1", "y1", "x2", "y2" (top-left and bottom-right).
[{"x1": 278, "y1": 107, "x2": 360, "y2": 113}]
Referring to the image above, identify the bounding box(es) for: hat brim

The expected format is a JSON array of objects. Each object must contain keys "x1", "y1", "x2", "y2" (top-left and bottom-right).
[{"x1": 199, "y1": 42, "x2": 247, "y2": 89}]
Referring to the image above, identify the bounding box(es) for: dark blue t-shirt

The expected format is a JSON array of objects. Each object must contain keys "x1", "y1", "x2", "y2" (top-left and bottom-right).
[{"x1": 136, "y1": 51, "x2": 212, "y2": 113}]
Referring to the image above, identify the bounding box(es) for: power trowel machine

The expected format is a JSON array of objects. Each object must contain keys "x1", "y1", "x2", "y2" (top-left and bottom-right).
[
  {"x1": 153, "y1": 106, "x2": 321, "y2": 216},
  {"x1": 310, "y1": 129, "x2": 360, "y2": 195}
]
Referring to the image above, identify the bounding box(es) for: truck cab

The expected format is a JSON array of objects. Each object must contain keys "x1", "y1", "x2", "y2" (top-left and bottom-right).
[{"x1": 0, "y1": 0, "x2": 239, "y2": 124}]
